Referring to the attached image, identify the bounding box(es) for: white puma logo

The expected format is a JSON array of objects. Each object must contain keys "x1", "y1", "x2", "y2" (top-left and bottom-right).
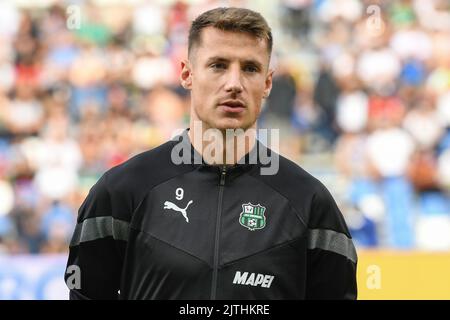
[{"x1": 163, "y1": 200, "x2": 193, "y2": 223}]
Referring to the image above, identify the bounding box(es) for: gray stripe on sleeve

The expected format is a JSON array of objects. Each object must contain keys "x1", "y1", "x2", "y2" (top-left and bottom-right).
[
  {"x1": 307, "y1": 228, "x2": 357, "y2": 263},
  {"x1": 70, "y1": 216, "x2": 129, "y2": 246}
]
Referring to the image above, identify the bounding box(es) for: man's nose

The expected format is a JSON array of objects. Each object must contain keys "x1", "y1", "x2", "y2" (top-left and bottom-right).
[{"x1": 224, "y1": 67, "x2": 243, "y2": 94}]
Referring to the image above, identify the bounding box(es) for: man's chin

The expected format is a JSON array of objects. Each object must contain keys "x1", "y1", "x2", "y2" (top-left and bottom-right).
[{"x1": 212, "y1": 120, "x2": 254, "y2": 131}]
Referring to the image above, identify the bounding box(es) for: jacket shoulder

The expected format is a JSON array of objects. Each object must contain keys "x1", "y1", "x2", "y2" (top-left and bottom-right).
[
  {"x1": 256, "y1": 152, "x2": 324, "y2": 199},
  {"x1": 253, "y1": 151, "x2": 332, "y2": 226},
  {"x1": 106, "y1": 139, "x2": 178, "y2": 186},
  {"x1": 84, "y1": 139, "x2": 193, "y2": 221},
  {"x1": 275, "y1": 154, "x2": 351, "y2": 235}
]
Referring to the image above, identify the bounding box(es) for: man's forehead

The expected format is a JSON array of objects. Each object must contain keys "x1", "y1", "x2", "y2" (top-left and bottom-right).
[
  {"x1": 200, "y1": 27, "x2": 267, "y2": 50},
  {"x1": 194, "y1": 27, "x2": 269, "y2": 61}
]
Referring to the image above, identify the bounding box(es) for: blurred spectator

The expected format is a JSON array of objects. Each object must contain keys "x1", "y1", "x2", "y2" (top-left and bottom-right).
[
  {"x1": 131, "y1": 50, "x2": 176, "y2": 90},
  {"x1": 40, "y1": 201, "x2": 75, "y2": 253},
  {"x1": 3, "y1": 84, "x2": 44, "y2": 137},
  {"x1": 68, "y1": 43, "x2": 107, "y2": 120},
  {"x1": 259, "y1": 61, "x2": 299, "y2": 158},
  {"x1": 31, "y1": 109, "x2": 82, "y2": 201},
  {"x1": 317, "y1": 0, "x2": 363, "y2": 23},
  {"x1": 313, "y1": 64, "x2": 340, "y2": 146},
  {"x1": 336, "y1": 86, "x2": 368, "y2": 134},
  {"x1": 356, "y1": 46, "x2": 401, "y2": 94},
  {"x1": 366, "y1": 122, "x2": 416, "y2": 248},
  {"x1": 262, "y1": 62, "x2": 298, "y2": 124},
  {"x1": 279, "y1": 0, "x2": 312, "y2": 40},
  {"x1": 403, "y1": 97, "x2": 443, "y2": 150}
]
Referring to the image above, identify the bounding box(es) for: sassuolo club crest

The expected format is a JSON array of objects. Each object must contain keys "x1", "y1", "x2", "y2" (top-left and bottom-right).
[{"x1": 239, "y1": 203, "x2": 267, "y2": 231}]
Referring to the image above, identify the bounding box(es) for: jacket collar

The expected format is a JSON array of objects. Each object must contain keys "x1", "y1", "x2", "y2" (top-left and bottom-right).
[{"x1": 173, "y1": 128, "x2": 267, "y2": 173}]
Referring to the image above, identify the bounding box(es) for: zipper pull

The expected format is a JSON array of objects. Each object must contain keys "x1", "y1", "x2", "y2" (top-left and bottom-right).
[{"x1": 220, "y1": 166, "x2": 227, "y2": 186}]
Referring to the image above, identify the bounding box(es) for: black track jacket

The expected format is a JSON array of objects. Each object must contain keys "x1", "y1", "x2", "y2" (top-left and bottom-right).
[{"x1": 65, "y1": 130, "x2": 357, "y2": 300}]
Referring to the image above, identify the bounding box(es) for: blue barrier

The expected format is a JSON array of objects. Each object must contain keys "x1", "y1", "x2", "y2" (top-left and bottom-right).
[{"x1": 0, "y1": 254, "x2": 68, "y2": 300}]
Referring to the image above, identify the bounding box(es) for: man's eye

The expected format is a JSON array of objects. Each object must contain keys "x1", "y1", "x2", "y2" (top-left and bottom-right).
[
  {"x1": 211, "y1": 63, "x2": 226, "y2": 70},
  {"x1": 244, "y1": 65, "x2": 258, "y2": 73}
]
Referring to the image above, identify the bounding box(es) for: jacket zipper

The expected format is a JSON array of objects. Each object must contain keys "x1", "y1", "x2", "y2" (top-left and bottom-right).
[{"x1": 211, "y1": 165, "x2": 227, "y2": 300}]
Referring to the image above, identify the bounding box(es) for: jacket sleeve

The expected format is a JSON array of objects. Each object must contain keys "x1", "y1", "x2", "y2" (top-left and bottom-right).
[
  {"x1": 64, "y1": 173, "x2": 128, "y2": 300},
  {"x1": 305, "y1": 181, "x2": 358, "y2": 300}
]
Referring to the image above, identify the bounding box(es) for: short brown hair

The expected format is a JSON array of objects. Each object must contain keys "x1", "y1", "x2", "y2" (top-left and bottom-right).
[{"x1": 188, "y1": 7, "x2": 273, "y2": 58}]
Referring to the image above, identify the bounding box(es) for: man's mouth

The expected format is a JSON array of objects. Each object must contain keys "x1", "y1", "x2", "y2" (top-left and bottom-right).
[{"x1": 218, "y1": 100, "x2": 246, "y2": 113}]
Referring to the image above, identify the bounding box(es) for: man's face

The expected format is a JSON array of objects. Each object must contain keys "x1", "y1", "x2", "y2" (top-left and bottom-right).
[{"x1": 181, "y1": 27, "x2": 273, "y2": 131}]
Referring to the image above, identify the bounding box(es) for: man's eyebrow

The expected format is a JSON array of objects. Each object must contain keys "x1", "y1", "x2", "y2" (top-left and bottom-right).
[
  {"x1": 205, "y1": 56, "x2": 230, "y2": 64},
  {"x1": 205, "y1": 56, "x2": 264, "y2": 69}
]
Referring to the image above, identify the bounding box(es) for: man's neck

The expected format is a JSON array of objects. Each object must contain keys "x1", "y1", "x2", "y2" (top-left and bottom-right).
[{"x1": 188, "y1": 124, "x2": 257, "y2": 165}]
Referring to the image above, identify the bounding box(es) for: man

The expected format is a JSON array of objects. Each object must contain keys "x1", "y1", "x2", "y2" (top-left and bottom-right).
[{"x1": 65, "y1": 7, "x2": 357, "y2": 300}]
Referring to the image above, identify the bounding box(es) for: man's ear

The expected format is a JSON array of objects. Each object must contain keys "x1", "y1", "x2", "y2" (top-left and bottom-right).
[
  {"x1": 263, "y1": 68, "x2": 274, "y2": 98},
  {"x1": 180, "y1": 59, "x2": 193, "y2": 90}
]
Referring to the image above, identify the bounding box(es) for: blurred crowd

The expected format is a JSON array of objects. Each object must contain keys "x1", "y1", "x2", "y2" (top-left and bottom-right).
[{"x1": 0, "y1": 0, "x2": 449, "y2": 254}]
